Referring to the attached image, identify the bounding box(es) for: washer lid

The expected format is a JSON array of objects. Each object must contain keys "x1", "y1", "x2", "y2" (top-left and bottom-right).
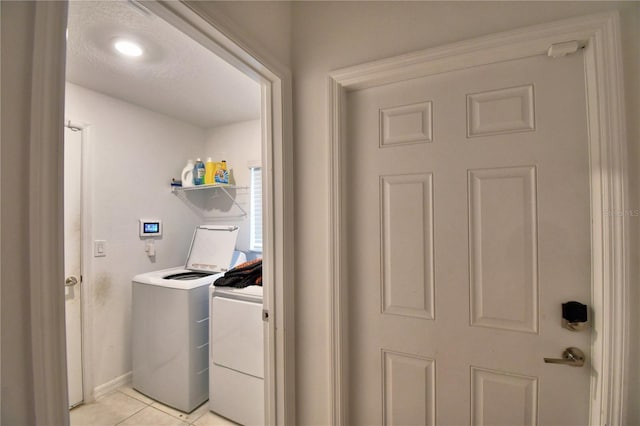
[{"x1": 185, "y1": 225, "x2": 238, "y2": 273}]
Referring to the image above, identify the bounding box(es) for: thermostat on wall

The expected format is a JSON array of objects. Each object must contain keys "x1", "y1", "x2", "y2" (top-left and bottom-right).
[{"x1": 139, "y1": 219, "x2": 162, "y2": 237}]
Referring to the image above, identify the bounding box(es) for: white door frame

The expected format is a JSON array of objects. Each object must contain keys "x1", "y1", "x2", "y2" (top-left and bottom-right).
[
  {"x1": 28, "y1": 1, "x2": 295, "y2": 424},
  {"x1": 328, "y1": 11, "x2": 629, "y2": 425},
  {"x1": 63, "y1": 121, "x2": 94, "y2": 407},
  {"x1": 143, "y1": 3, "x2": 295, "y2": 424}
]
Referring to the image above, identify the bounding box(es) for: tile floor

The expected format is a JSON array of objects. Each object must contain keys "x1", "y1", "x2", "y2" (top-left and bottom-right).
[{"x1": 70, "y1": 385, "x2": 239, "y2": 426}]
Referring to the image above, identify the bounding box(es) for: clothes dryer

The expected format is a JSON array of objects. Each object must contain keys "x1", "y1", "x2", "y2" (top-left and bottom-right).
[
  {"x1": 209, "y1": 284, "x2": 264, "y2": 425},
  {"x1": 132, "y1": 225, "x2": 245, "y2": 413}
]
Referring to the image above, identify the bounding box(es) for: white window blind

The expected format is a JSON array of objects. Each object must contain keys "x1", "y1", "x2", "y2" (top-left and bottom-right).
[{"x1": 250, "y1": 167, "x2": 263, "y2": 252}]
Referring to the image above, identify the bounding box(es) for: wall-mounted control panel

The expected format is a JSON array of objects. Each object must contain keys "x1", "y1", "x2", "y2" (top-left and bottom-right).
[{"x1": 139, "y1": 219, "x2": 162, "y2": 237}]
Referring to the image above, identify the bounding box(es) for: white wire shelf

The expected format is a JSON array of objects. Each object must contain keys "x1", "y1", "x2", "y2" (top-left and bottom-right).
[{"x1": 171, "y1": 183, "x2": 249, "y2": 217}]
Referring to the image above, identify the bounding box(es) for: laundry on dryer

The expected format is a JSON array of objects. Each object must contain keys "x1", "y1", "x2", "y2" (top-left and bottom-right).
[
  {"x1": 213, "y1": 258, "x2": 262, "y2": 288},
  {"x1": 131, "y1": 225, "x2": 246, "y2": 413}
]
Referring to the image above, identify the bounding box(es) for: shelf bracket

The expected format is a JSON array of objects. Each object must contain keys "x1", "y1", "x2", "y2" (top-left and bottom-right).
[
  {"x1": 218, "y1": 185, "x2": 248, "y2": 217},
  {"x1": 171, "y1": 184, "x2": 248, "y2": 218}
]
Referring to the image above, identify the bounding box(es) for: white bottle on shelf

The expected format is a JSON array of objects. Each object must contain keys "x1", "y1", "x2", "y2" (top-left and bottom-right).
[{"x1": 181, "y1": 159, "x2": 195, "y2": 187}]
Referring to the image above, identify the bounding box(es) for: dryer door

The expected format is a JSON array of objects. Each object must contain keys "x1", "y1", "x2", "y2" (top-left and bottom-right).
[{"x1": 210, "y1": 296, "x2": 264, "y2": 378}]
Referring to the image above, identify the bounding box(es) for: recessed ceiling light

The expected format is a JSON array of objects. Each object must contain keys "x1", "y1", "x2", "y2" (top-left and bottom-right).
[{"x1": 114, "y1": 39, "x2": 143, "y2": 57}]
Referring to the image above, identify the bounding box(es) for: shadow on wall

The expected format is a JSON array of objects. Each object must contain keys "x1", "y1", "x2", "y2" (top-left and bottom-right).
[
  {"x1": 93, "y1": 272, "x2": 113, "y2": 307},
  {"x1": 175, "y1": 182, "x2": 249, "y2": 219}
]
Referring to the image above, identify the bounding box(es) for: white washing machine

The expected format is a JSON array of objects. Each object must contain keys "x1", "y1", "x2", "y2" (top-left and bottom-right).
[
  {"x1": 132, "y1": 225, "x2": 245, "y2": 413},
  {"x1": 209, "y1": 283, "x2": 264, "y2": 425}
]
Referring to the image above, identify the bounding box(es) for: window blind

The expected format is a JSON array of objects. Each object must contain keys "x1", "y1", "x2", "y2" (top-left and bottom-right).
[{"x1": 250, "y1": 167, "x2": 263, "y2": 252}]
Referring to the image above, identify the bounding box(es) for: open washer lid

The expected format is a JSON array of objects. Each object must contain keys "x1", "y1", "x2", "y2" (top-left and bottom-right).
[{"x1": 185, "y1": 225, "x2": 238, "y2": 274}]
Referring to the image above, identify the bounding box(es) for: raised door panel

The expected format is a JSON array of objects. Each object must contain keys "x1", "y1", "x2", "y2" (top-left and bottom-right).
[
  {"x1": 468, "y1": 166, "x2": 538, "y2": 333},
  {"x1": 381, "y1": 173, "x2": 435, "y2": 320}
]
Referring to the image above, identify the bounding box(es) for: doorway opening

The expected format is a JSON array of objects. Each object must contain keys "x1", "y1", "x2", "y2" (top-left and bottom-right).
[{"x1": 63, "y1": 1, "x2": 287, "y2": 424}]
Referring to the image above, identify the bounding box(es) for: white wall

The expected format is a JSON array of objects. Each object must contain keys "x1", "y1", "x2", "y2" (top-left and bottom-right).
[
  {"x1": 203, "y1": 119, "x2": 262, "y2": 253},
  {"x1": 65, "y1": 83, "x2": 204, "y2": 388},
  {"x1": 64, "y1": 86, "x2": 261, "y2": 390}
]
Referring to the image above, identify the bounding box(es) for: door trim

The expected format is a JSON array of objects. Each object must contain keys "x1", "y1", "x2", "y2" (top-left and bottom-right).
[
  {"x1": 28, "y1": 2, "x2": 70, "y2": 423},
  {"x1": 328, "y1": 11, "x2": 629, "y2": 425},
  {"x1": 64, "y1": 121, "x2": 95, "y2": 405},
  {"x1": 28, "y1": 1, "x2": 294, "y2": 424}
]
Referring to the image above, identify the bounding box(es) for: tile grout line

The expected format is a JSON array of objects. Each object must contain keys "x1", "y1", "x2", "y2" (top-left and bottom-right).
[
  {"x1": 113, "y1": 390, "x2": 150, "y2": 426},
  {"x1": 189, "y1": 407, "x2": 208, "y2": 425},
  {"x1": 72, "y1": 385, "x2": 219, "y2": 426},
  {"x1": 154, "y1": 400, "x2": 211, "y2": 424}
]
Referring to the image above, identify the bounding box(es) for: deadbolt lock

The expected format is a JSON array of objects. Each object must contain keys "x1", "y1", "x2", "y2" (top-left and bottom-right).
[{"x1": 562, "y1": 301, "x2": 588, "y2": 331}]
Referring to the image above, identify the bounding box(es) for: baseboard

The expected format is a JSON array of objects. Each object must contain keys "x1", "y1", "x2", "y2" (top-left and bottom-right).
[{"x1": 93, "y1": 371, "x2": 132, "y2": 400}]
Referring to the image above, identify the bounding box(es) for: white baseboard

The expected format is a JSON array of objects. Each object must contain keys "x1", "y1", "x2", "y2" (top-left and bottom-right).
[{"x1": 93, "y1": 371, "x2": 132, "y2": 400}]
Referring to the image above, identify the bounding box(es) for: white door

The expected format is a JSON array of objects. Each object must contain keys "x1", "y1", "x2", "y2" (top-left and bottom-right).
[
  {"x1": 64, "y1": 126, "x2": 84, "y2": 408},
  {"x1": 346, "y1": 51, "x2": 591, "y2": 425}
]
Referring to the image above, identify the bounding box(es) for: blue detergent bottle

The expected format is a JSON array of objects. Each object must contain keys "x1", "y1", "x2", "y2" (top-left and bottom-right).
[{"x1": 193, "y1": 158, "x2": 206, "y2": 185}]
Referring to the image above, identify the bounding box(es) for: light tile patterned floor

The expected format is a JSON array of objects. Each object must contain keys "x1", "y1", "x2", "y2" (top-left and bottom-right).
[{"x1": 70, "y1": 385, "x2": 239, "y2": 426}]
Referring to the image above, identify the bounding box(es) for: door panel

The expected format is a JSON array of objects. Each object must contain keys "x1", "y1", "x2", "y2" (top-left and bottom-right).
[
  {"x1": 346, "y1": 52, "x2": 590, "y2": 425},
  {"x1": 468, "y1": 166, "x2": 538, "y2": 333},
  {"x1": 381, "y1": 172, "x2": 434, "y2": 319},
  {"x1": 64, "y1": 126, "x2": 83, "y2": 408}
]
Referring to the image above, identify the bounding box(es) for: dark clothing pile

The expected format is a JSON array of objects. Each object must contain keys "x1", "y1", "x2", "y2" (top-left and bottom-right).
[{"x1": 214, "y1": 258, "x2": 262, "y2": 288}]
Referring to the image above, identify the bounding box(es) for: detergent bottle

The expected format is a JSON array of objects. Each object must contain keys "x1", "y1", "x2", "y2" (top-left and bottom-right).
[
  {"x1": 193, "y1": 158, "x2": 206, "y2": 185},
  {"x1": 181, "y1": 160, "x2": 194, "y2": 187},
  {"x1": 205, "y1": 157, "x2": 215, "y2": 185},
  {"x1": 214, "y1": 160, "x2": 229, "y2": 184}
]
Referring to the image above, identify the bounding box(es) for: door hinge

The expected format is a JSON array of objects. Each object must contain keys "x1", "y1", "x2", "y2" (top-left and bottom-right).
[
  {"x1": 547, "y1": 40, "x2": 586, "y2": 58},
  {"x1": 262, "y1": 309, "x2": 270, "y2": 322}
]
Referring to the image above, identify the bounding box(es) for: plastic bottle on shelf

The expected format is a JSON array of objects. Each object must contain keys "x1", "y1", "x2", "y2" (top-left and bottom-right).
[
  {"x1": 181, "y1": 160, "x2": 194, "y2": 187},
  {"x1": 193, "y1": 158, "x2": 205, "y2": 185},
  {"x1": 205, "y1": 157, "x2": 215, "y2": 185},
  {"x1": 215, "y1": 160, "x2": 229, "y2": 184}
]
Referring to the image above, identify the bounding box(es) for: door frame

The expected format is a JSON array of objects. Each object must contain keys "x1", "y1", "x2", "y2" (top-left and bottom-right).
[
  {"x1": 27, "y1": 1, "x2": 295, "y2": 424},
  {"x1": 63, "y1": 121, "x2": 94, "y2": 407},
  {"x1": 140, "y1": 3, "x2": 295, "y2": 423},
  {"x1": 328, "y1": 11, "x2": 629, "y2": 425}
]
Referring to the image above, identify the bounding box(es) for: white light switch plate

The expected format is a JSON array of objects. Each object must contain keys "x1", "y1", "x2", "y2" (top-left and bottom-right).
[{"x1": 94, "y1": 240, "x2": 106, "y2": 257}]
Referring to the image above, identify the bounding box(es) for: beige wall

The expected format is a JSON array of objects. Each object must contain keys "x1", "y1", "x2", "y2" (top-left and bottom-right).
[
  {"x1": 192, "y1": 2, "x2": 640, "y2": 424},
  {"x1": 187, "y1": 1, "x2": 292, "y2": 72},
  {"x1": 2, "y1": 1, "x2": 638, "y2": 424},
  {"x1": 290, "y1": 3, "x2": 640, "y2": 424},
  {"x1": 621, "y1": 4, "x2": 640, "y2": 423},
  {"x1": 1, "y1": 2, "x2": 37, "y2": 423}
]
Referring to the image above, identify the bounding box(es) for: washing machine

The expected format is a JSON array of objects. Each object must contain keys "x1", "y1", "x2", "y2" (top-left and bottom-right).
[
  {"x1": 209, "y1": 283, "x2": 264, "y2": 425},
  {"x1": 132, "y1": 225, "x2": 245, "y2": 413}
]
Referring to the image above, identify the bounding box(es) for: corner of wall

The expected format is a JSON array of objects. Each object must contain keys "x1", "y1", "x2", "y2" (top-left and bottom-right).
[{"x1": 184, "y1": 1, "x2": 292, "y2": 70}]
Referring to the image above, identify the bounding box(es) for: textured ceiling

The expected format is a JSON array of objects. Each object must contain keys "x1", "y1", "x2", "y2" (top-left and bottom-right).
[{"x1": 66, "y1": 1, "x2": 261, "y2": 128}]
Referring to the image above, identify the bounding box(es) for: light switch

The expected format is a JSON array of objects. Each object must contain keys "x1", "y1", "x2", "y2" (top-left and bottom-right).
[{"x1": 94, "y1": 240, "x2": 106, "y2": 257}]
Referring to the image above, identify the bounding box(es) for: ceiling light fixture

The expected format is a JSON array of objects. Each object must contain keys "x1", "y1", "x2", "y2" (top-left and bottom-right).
[{"x1": 114, "y1": 39, "x2": 143, "y2": 57}]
